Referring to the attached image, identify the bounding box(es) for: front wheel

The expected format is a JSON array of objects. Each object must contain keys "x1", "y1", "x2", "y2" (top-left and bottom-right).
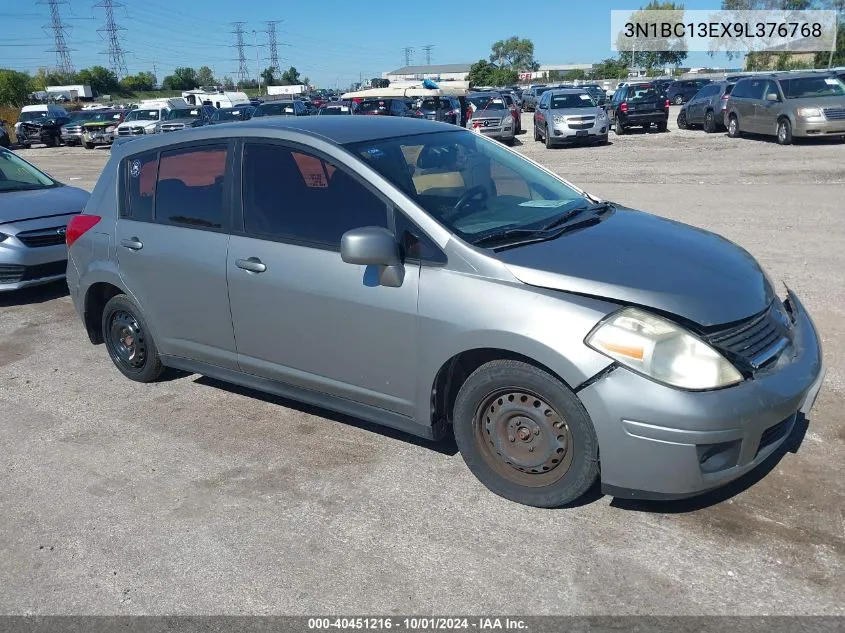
[
  {"x1": 533, "y1": 122, "x2": 540, "y2": 142},
  {"x1": 102, "y1": 294, "x2": 165, "y2": 383},
  {"x1": 453, "y1": 360, "x2": 600, "y2": 508},
  {"x1": 776, "y1": 118, "x2": 793, "y2": 145},
  {"x1": 677, "y1": 110, "x2": 688, "y2": 129},
  {"x1": 84, "y1": 142, "x2": 95, "y2": 150},
  {"x1": 727, "y1": 115, "x2": 741, "y2": 138},
  {"x1": 544, "y1": 126, "x2": 554, "y2": 149},
  {"x1": 703, "y1": 110, "x2": 715, "y2": 133}
]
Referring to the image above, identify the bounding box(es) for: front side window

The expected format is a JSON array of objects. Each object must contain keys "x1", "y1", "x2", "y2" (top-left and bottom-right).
[
  {"x1": 241, "y1": 143, "x2": 388, "y2": 246},
  {"x1": 347, "y1": 130, "x2": 587, "y2": 244},
  {"x1": 155, "y1": 145, "x2": 227, "y2": 229}
]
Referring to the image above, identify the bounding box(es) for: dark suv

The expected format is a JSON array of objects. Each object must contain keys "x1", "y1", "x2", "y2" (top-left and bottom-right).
[
  {"x1": 412, "y1": 96, "x2": 462, "y2": 125},
  {"x1": 356, "y1": 98, "x2": 414, "y2": 117},
  {"x1": 665, "y1": 79, "x2": 712, "y2": 105},
  {"x1": 252, "y1": 100, "x2": 309, "y2": 117},
  {"x1": 606, "y1": 83, "x2": 669, "y2": 134},
  {"x1": 677, "y1": 81, "x2": 737, "y2": 132}
]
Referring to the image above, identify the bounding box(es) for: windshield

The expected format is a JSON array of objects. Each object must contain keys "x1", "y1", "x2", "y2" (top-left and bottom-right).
[
  {"x1": 166, "y1": 108, "x2": 201, "y2": 120},
  {"x1": 68, "y1": 111, "x2": 96, "y2": 122},
  {"x1": 253, "y1": 102, "x2": 296, "y2": 116},
  {"x1": 86, "y1": 111, "x2": 121, "y2": 123},
  {"x1": 550, "y1": 93, "x2": 596, "y2": 108},
  {"x1": 319, "y1": 106, "x2": 349, "y2": 115},
  {"x1": 358, "y1": 100, "x2": 394, "y2": 113},
  {"x1": 468, "y1": 96, "x2": 506, "y2": 110},
  {"x1": 18, "y1": 111, "x2": 51, "y2": 122},
  {"x1": 781, "y1": 76, "x2": 845, "y2": 98},
  {"x1": 346, "y1": 130, "x2": 586, "y2": 242},
  {"x1": 0, "y1": 149, "x2": 57, "y2": 192},
  {"x1": 125, "y1": 109, "x2": 160, "y2": 121}
]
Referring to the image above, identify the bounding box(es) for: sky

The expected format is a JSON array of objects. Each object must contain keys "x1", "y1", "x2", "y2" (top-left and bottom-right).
[{"x1": 1, "y1": 0, "x2": 738, "y2": 89}]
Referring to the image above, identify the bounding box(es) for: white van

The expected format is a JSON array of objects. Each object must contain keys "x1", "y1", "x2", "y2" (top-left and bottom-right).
[
  {"x1": 182, "y1": 89, "x2": 250, "y2": 109},
  {"x1": 115, "y1": 98, "x2": 187, "y2": 138}
]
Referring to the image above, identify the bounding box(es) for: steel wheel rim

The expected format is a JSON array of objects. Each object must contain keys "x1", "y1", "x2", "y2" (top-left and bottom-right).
[
  {"x1": 729, "y1": 118, "x2": 737, "y2": 135},
  {"x1": 109, "y1": 310, "x2": 146, "y2": 369},
  {"x1": 473, "y1": 389, "x2": 574, "y2": 487},
  {"x1": 705, "y1": 113, "x2": 712, "y2": 127},
  {"x1": 778, "y1": 123, "x2": 786, "y2": 142}
]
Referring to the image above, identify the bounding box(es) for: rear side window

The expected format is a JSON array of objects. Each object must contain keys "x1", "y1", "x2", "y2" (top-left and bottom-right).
[
  {"x1": 241, "y1": 143, "x2": 388, "y2": 247},
  {"x1": 724, "y1": 83, "x2": 735, "y2": 95},
  {"x1": 154, "y1": 145, "x2": 228, "y2": 229},
  {"x1": 124, "y1": 152, "x2": 158, "y2": 221},
  {"x1": 731, "y1": 80, "x2": 750, "y2": 98}
]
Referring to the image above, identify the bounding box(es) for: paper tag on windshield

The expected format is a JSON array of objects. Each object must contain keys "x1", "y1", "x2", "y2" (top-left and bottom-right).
[
  {"x1": 824, "y1": 78, "x2": 839, "y2": 85},
  {"x1": 519, "y1": 200, "x2": 569, "y2": 208},
  {"x1": 580, "y1": 94, "x2": 592, "y2": 100}
]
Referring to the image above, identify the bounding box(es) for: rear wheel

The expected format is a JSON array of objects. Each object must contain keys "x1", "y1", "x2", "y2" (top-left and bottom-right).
[
  {"x1": 102, "y1": 294, "x2": 165, "y2": 383},
  {"x1": 656, "y1": 120, "x2": 667, "y2": 133},
  {"x1": 453, "y1": 360, "x2": 600, "y2": 508},
  {"x1": 727, "y1": 114, "x2": 741, "y2": 138},
  {"x1": 776, "y1": 118, "x2": 793, "y2": 145},
  {"x1": 703, "y1": 110, "x2": 715, "y2": 133},
  {"x1": 614, "y1": 118, "x2": 625, "y2": 135},
  {"x1": 673, "y1": 94, "x2": 684, "y2": 105},
  {"x1": 533, "y1": 121, "x2": 540, "y2": 141}
]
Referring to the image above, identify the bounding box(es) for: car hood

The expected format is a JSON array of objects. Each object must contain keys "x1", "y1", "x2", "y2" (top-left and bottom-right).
[
  {"x1": 495, "y1": 207, "x2": 774, "y2": 327},
  {"x1": 0, "y1": 185, "x2": 90, "y2": 225}
]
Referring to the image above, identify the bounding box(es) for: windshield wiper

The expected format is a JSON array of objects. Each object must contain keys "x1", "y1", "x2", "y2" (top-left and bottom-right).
[{"x1": 539, "y1": 201, "x2": 614, "y2": 231}]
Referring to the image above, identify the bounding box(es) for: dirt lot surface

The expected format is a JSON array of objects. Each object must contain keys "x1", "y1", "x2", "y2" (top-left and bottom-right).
[{"x1": 1, "y1": 108, "x2": 843, "y2": 615}]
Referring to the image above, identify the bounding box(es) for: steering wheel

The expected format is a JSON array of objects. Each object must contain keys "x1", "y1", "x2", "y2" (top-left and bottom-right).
[{"x1": 450, "y1": 185, "x2": 489, "y2": 220}]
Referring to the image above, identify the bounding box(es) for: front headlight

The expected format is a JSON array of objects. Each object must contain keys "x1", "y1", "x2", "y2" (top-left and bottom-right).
[
  {"x1": 796, "y1": 107, "x2": 822, "y2": 118},
  {"x1": 586, "y1": 307, "x2": 743, "y2": 390},
  {"x1": 552, "y1": 114, "x2": 566, "y2": 124},
  {"x1": 105, "y1": 125, "x2": 116, "y2": 132}
]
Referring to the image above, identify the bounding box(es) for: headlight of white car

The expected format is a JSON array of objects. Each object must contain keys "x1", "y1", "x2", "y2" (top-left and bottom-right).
[
  {"x1": 796, "y1": 107, "x2": 822, "y2": 118},
  {"x1": 586, "y1": 307, "x2": 743, "y2": 390},
  {"x1": 105, "y1": 125, "x2": 116, "y2": 132},
  {"x1": 552, "y1": 115, "x2": 566, "y2": 124}
]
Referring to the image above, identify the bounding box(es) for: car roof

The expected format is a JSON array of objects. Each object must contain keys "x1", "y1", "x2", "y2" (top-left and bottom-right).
[
  {"x1": 547, "y1": 88, "x2": 590, "y2": 95},
  {"x1": 110, "y1": 116, "x2": 454, "y2": 161}
]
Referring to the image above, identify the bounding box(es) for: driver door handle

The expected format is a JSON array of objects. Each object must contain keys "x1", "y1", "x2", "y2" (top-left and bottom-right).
[
  {"x1": 235, "y1": 257, "x2": 267, "y2": 273},
  {"x1": 120, "y1": 237, "x2": 143, "y2": 251}
]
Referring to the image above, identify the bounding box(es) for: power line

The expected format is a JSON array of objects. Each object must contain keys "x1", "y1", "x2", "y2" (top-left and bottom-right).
[
  {"x1": 93, "y1": 0, "x2": 127, "y2": 77},
  {"x1": 266, "y1": 20, "x2": 281, "y2": 71},
  {"x1": 422, "y1": 44, "x2": 433, "y2": 66},
  {"x1": 38, "y1": 0, "x2": 75, "y2": 75},
  {"x1": 402, "y1": 46, "x2": 414, "y2": 67},
  {"x1": 231, "y1": 22, "x2": 249, "y2": 85}
]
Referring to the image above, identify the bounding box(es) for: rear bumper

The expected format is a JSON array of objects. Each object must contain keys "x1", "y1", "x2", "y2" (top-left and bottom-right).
[
  {"x1": 621, "y1": 112, "x2": 668, "y2": 126},
  {"x1": 578, "y1": 291, "x2": 824, "y2": 499}
]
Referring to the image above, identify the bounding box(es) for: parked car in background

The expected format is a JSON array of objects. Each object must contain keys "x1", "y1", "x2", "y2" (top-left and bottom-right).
[
  {"x1": 606, "y1": 82, "x2": 669, "y2": 134},
  {"x1": 412, "y1": 96, "x2": 462, "y2": 126},
  {"x1": 725, "y1": 73, "x2": 845, "y2": 145},
  {"x1": 581, "y1": 84, "x2": 608, "y2": 106},
  {"x1": 67, "y1": 116, "x2": 824, "y2": 508},
  {"x1": 522, "y1": 85, "x2": 551, "y2": 111},
  {"x1": 252, "y1": 100, "x2": 309, "y2": 117},
  {"x1": 81, "y1": 110, "x2": 125, "y2": 149},
  {"x1": 501, "y1": 93, "x2": 522, "y2": 134},
  {"x1": 677, "y1": 80, "x2": 737, "y2": 132},
  {"x1": 356, "y1": 98, "x2": 414, "y2": 117},
  {"x1": 650, "y1": 78, "x2": 675, "y2": 96},
  {"x1": 14, "y1": 105, "x2": 70, "y2": 148},
  {"x1": 160, "y1": 107, "x2": 213, "y2": 133},
  {"x1": 61, "y1": 111, "x2": 100, "y2": 146},
  {"x1": 534, "y1": 89, "x2": 609, "y2": 147},
  {"x1": 208, "y1": 106, "x2": 255, "y2": 124},
  {"x1": 665, "y1": 79, "x2": 712, "y2": 105},
  {"x1": 0, "y1": 146, "x2": 89, "y2": 290},
  {"x1": 467, "y1": 92, "x2": 515, "y2": 144},
  {"x1": 318, "y1": 104, "x2": 353, "y2": 115}
]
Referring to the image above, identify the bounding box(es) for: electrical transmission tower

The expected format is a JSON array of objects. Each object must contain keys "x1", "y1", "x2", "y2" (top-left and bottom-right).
[
  {"x1": 422, "y1": 44, "x2": 433, "y2": 66},
  {"x1": 402, "y1": 46, "x2": 414, "y2": 67},
  {"x1": 232, "y1": 22, "x2": 250, "y2": 85},
  {"x1": 38, "y1": 0, "x2": 75, "y2": 76},
  {"x1": 266, "y1": 20, "x2": 281, "y2": 71},
  {"x1": 94, "y1": 0, "x2": 127, "y2": 77}
]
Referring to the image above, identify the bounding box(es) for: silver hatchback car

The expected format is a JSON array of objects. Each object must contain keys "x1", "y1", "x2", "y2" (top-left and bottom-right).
[
  {"x1": 533, "y1": 88, "x2": 609, "y2": 147},
  {"x1": 67, "y1": 117, "x2": 824, "y2": 507}
]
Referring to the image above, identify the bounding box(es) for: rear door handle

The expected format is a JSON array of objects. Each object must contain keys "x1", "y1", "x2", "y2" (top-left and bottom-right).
[
  {"x1": 235, "y1": 257, "x2": 267, "y2": 273},
  {"x1": 120, "y1": 237, "x2": 143, "y2": 250}
]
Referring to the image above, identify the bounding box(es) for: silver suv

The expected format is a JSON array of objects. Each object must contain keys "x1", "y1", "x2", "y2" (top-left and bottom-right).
[
  {"x1": 725, "y1": 72, "x2": 845, "y2": 144},
  {"x1": 67, "y1": 117, "x2": 824, "y2": 507},
  {"x1": 533, "y1": 88, "x2": 609, "y2": 147}
]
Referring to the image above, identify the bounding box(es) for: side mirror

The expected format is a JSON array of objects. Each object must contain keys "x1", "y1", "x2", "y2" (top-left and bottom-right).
[
  {"x1": 340, "y1": 226, "x2": 404, "y2": 288},
  {"x1": 766, "y1": 92, "x2": 779, "y2": 102}
]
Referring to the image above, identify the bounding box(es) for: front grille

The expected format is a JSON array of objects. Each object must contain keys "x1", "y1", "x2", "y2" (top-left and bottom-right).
[
  {"x1": 63, "y1": 126, "x2": 82, "y2": 134},
  {"x1": 706, "y1": 302, "x2": 791, "y2": 370},
  {"x1": 16, "y1": 226, "x2": 68, "y2": 248},
  {"x1": 823, "y1": 107, "x2": 845, "y2": 120},
  {"x1": 567, "y1": 120, "x2": 595, "y2": 130},
  {"x1": 0, "y1": 260, "x2": 66, "y2": 284},
  {"x1": 119, "y1": 126, "x2": 146, "y2": 136},
  {"x1": 755, "y1": 415, "x2": 795, "y2": 456},
  {"x1": 474, "y1": 118, "x2": 501, "y2": 128}
]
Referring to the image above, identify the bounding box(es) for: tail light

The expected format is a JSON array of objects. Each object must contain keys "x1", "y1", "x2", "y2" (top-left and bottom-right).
[
  {"x1": 66, "y1": 214, "x2": 101, "y2": 247},
  {"x1": 620, "y1": 102, "x2": 628, "y2": 114},
  {"x1": 664, "y1": 99, "x2": 670, "y2": 109},
  {"x1": 472, "y1": 120, "x2": 483, "y2": 128},
  {"x1": 466, "y1": 106, "x2": 472, "y2": 121},
  {"x1": 415, "y1": 110, "x2": 423, "y2": 117}
]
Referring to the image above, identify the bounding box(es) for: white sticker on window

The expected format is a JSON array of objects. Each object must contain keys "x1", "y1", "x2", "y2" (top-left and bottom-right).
[
  {"x1": 824, "y1": 78, "x2": 839, "y2": 85},
  {"x1": 130, "y1": 160, "x2": 141, "y2": 178},
  {"x1": 518, "y1": 200, "x2": 569, "y2": 208}
]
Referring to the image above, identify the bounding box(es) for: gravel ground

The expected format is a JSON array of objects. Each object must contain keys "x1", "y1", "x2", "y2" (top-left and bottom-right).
[{"x1": 1, "y1": 107, "x2": 843, "y2": 615}]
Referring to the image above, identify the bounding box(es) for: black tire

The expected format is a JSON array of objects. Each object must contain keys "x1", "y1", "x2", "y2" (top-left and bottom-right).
[
  {"x1": 44, "y1": 135, "x2": 57, "y2": 148},
  {"x1": 453, "y1": 360, "x2": 600, "y2": 508},
  {"x1": 614, "y1": 118, "x2": 625, "y2": 135},
  {"x1": 776, "y1": 117, "x2": 793, "y2": 145},
  {"x1": 596, "y1": 134, "x2": 609, "y2": 145},
  {"x1": 544, "y1": 125, "x2": 553, "y2": 149},
  {"x1": 677, "y1": 110, "x2": 688, "y2": 129},
  {"x1": 656, "y1": 121, "x2": 667, "y2": 133},
  {"x1": 102, "y1": 294, "x2": 165, "y2": 383},
  {"x1": 533, "y1": 121, "x2": 540, "y2": 142},
  {"x1": 504, "y1": 136, "x2": 515, "y2": 146},
  {"x1": 703, "y1": 110, "x2": 715, "y2": 133},
  {"x1": 84, "y1": 141, "x2": 95, "y2": 150},
  {"x1": 673, "y1": 94, "x2": 684, "y2": 105},
  {"x1": 727, "y1": 114, "x2": 741, "y2": 138}
]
